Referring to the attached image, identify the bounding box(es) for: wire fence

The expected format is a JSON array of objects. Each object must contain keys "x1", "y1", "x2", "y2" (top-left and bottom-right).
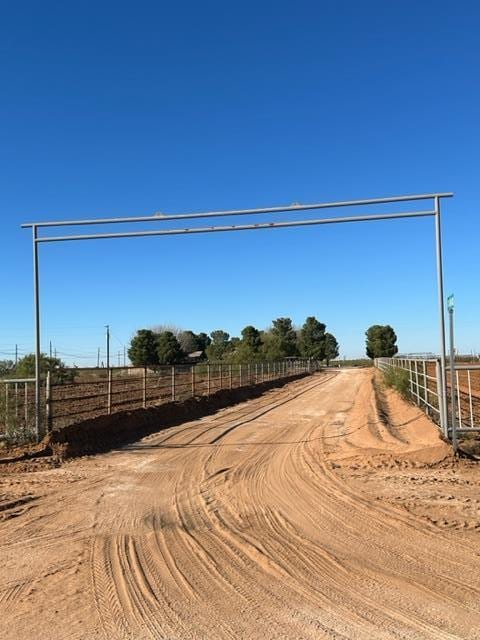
[
  {"x1": 375, "y1": 357, "x2": 480, "y2": 434},
  {"x1": 0, "y1": 359, "x2": 316, "y2": 443}
]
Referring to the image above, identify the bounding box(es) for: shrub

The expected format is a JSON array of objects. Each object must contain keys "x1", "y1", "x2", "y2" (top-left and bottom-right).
[{"x1": 383, "y1": 366, "x2": 410, "y2": 399}]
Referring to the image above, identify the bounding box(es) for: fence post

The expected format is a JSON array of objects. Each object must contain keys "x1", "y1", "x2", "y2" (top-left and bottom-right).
[
  {"x1": 239, "y1": 363, "x2": 243, "y2": 387},
  {"x1": 46, "y1": 370, "x2": 52, "y2": 433},
  {"x1": 229, "y1": 364, "x2": 232, "y2": 390},
  {"x1": 248, "y1": 363, "x2": 251, "y2": 384},
  {"x1": 191, "y1": 365, "x2": 195, "y2": 397},
  {"x1": 261, "y1": 362, "x2": 264, "y2": 383},
  {"x1": 422, "y1": 360, "x2": 428, "y2": 414},
  {"x1": 171, "y1": 365, "x2": 176, "y2": 401},
  {"x1": 5, "y1": 383, "x2": 8, "y2": 432},
  {"x1": 14, "y1": 382, "x2": 18, "y2": 419},
  {"x1": 207, "y1": 364, "x2": 211, "y2": 396},
  {"x1": 219, "y1": 363, "x2": 223, "y2": 390},
  {"x1": 107, "y1": 368, "x2": 112, "y2": 415},
  {"x1": 467, "y1": 370, "x2": 474, "y2": 429},
  {"x1": 456, "y1": 370, "x2": 462, "y2": 430},
  {"x1": 24, "y1": 383, "x2": 28, "y2": 429},
  {"x1": 414, "y1": 360, "x2": 419, "y2": 404},
  {"x1": 436, "y1": 359, "x2": 447, "y2": 437},
  {"x1": 143, "y1": 367, "x2": 147, "y2": 408}
]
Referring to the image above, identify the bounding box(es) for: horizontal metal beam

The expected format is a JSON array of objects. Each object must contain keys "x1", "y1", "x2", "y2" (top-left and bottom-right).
[
  {"x1": 21, "y1": 192, "x2": 453, "y2": 229},
  {"x1": 35, "y1": 209, "x2": 436, "y2": 243}
]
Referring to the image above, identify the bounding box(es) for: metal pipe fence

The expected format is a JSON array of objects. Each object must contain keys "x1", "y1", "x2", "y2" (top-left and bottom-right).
[
  {"x1": 375, "y1": 357, "x2": 480, "y2": 436},
  {"x1": 0, "y1": 378, "x2": 38, "y2": 443},
  {"x1": 1, "y1": 359, "x2": 316, "y2": 441}
]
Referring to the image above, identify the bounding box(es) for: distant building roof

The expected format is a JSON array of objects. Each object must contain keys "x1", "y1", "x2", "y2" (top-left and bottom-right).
[{"x1": 187, "y1": 351, "x2": 204, "y2": 359}]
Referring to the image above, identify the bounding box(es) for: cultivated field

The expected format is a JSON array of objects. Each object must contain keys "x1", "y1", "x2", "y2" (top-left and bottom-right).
[{"x1": 1, "y1": 369, "x2": 479, "y2": 639}]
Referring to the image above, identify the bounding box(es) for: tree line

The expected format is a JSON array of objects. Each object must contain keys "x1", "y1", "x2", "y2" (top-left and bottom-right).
[
  {"x1": 127, "y1": 317, "x2": 340, "y2": 367},
  {"x1": 0, "y1": 323, "x2": 398, "y2": 380}
]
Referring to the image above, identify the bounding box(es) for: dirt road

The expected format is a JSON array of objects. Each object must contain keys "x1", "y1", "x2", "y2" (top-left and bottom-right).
[{"x1": 1, "y1": 369, "x2": 480, "y2": 639}]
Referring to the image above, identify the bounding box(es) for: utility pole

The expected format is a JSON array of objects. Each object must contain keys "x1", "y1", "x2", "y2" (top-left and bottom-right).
[
  {"x1": 97, "y1": 347, "x2": 100, "y2": 368},
  {"x1": 15, "y1": 344, "x2": 18, "y2": 366},
  {"x1": 123, "y1": 346, "x2": 126, "y2": 367},
  {"x1": 105, "y1": 325, "x2": 110, "y2": 370},
  {"x1": 117, "y1": 351, "x2": 121, "y2": 367},
  {"x1": 49, "y1": 340, "x2": 52, "y2": 359}
]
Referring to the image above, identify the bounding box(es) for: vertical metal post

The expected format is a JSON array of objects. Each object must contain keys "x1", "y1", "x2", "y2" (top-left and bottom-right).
[
  {"x1": 191, "y1": 365, "x2": 195, "y2": 397},
  {"x1": 422, "y1": 360, "x2": 428, "y2": 414},
  {"x1": 143, "y1": 367, "x2": 147, "y2": 408},
  {"x1": 239, "y1": 363, "x2": 243, "y2": 387},
  {"x1": 448, "y1": 307, "x2": 457, "y2": 452},
  {"x1": 261, "y1": 362, "x2": 264, "y2": 382},
  {"x1": 33, "y1": 225, "x2": 42, "y2": 440},
  {"x1": 435, "y1": 359, "x2": 445, "y2": 432},
  {"x1": 229, "y1": 363, "x2": 232, "y2": 389},
  {"x1": 434, "y1": 197, "x2": 448, "y2": 437},
  {"x1": 414, "y1": 360, "x2": 419, "y2": 403},
  {"x1": 45, "y1": 370, "x2": 51, "y2": 432},
  {"x1": 14, "y1": 382, "x2": 18, "y2": 419},
  {"x1": 5, "y1": 384, "x2": 8, "y2": 432},
  {"x1": 207, "y1": 364, "x2": 211, "y2": 395},
  {"x1": 105, "y1": 325, "x2": 110, "y2": 370},
  {"x1": 248, "y1": 363, "x2": 251, "y2": 384},
  {"x1": 171, "y1": 366, "x2": 176, "y2": 401},
  {"x1": 24, "y1": 382, "x2": 28, "y2": 430},
  {"x1": 467, "y1": 370, "x2": 474, "y2": 428},
  {"x1": 219, "y1": 363, "x2": 222, "y2": 390},
  {"x1": 456, "y1": 370, "x2": 462, "y2": 430},
  {"x1": 107, "y1": 368, "x2": 112, "y2": 414}
]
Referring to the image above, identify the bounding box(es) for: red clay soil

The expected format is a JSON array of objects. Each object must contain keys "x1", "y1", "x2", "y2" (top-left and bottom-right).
[{"x1": 1, "y1": 370, "x2": 479, "y2": 639}]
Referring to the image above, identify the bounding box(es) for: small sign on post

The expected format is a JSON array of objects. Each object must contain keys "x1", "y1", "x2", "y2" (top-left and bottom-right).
[{"x1": 447, "y1": 294, "x2": 455, "y2": 312}]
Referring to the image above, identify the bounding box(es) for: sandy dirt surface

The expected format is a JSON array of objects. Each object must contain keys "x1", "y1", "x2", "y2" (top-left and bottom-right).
[{"x1": 1, "y1": 369, "x2": 479, "y2": 639}]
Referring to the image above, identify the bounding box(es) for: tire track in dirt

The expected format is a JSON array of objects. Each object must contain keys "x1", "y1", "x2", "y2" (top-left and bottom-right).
[{"x1": 2, "y1": 370, "x2": 480, "y2": 639}]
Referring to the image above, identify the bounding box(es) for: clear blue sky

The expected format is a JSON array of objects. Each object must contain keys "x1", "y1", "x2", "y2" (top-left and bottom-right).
[{"x1": 1, "y1": 1, "x2": 479, "y2": 365}]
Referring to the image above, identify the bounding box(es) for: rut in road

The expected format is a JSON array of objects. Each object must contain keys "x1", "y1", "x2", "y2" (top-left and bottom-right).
[{"x1": 1, "y1": 369, "x2": 479, "y2": 639}]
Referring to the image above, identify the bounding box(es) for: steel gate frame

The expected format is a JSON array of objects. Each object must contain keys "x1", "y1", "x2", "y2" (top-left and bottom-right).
[{"x1": 22, "y1": 192, "x2": 453, "y2": 440}]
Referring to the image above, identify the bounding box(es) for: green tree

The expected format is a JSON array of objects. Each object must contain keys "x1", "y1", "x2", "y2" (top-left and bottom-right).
[
  {"x1": 15, "y1": 353, "x2": 75, "y2": 384},
  {"x1": 261, "y1": 318, "x2": 298, "y2": 360},
  {"x1": 128, "y1": 329, "x2": 159, "y2": 367},
  {"x1": 365, "y1": 325, "x2": 398, "y2": 359},
  {"x1": 299, "y1": 316, "x2": 326, "y2": 360},
  {"x1": 235, "y1": 325, "x2": 263, "y2": 362},
  {"x1": 196, "y1": 332, "x2": 211, "y2": 351},
  {"x1": 0, "y1": 360, "x2": 15, "y2": 378},
  {"x1": 178, "y1": 330, "x2": 200, "y2": 355},
  {"x1": 156, "y1": 332, "x2": 184, "y2": 364},
  {"x1": 324, "y1": 333, "x2": 339, "y2": 365},
  {"x1": 206, "y1": 330, "x2": 231, "y2": 361}
]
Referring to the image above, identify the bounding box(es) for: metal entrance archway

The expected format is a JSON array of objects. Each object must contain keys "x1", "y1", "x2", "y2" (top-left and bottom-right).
[{"x1": 22, "y1": 192, "x2": 453, "y2": 440}]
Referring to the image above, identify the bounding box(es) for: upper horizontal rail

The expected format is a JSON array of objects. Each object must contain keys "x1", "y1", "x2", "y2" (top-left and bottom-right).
[
  {"x1": 34, "y1": 209, "x2": 436, "y2": 243},
  {"x1": 21, "y1": 192, "x2": 453, "y2": 229}
]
